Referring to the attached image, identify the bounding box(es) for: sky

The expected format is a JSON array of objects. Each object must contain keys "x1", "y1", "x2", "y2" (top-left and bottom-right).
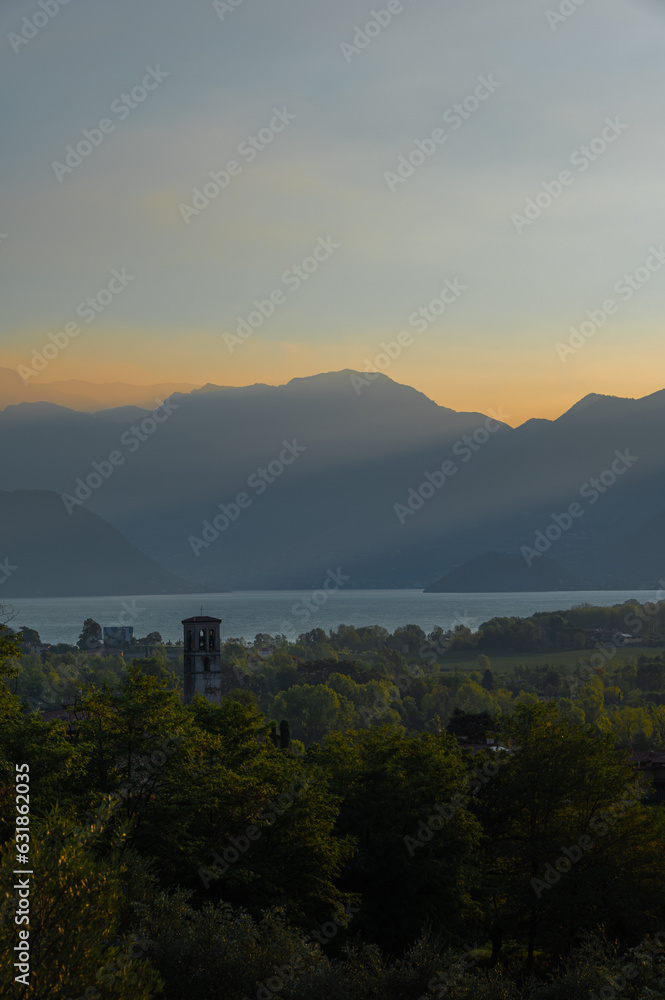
[{"x1": 2, "y1": 0, "x2": 665, "y2": 424}]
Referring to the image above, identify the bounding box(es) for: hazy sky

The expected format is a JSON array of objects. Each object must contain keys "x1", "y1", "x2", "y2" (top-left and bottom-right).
[{"x1": 2, "y1": 0, "x2": 665, "y2": 423}]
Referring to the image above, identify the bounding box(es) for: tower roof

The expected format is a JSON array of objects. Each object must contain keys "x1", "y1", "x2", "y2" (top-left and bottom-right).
[{"x1": 182, "y1": 615, "x2": 222, "y2": 624}]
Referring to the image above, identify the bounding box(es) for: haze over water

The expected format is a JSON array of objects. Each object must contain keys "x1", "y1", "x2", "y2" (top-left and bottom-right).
[{"x1": 6, "y1": 589, "x2": 662, "y2": 647}]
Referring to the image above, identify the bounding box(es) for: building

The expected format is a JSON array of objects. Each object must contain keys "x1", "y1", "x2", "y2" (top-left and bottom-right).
[
  {"x1": 182, "y1": 614, "x2": 222, "y2": 704},
  {"x1": 103, "y1": 625, "x2": 134, "y2": 646},
  {"x1": 632, "y1": 749, "x2": 665, "y2": 803}
]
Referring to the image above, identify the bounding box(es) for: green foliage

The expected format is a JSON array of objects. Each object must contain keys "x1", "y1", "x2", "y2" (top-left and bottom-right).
[
  {"x1": 5, "y1": 607, "x2": 665, "y2": 996},
  {"x1": 78, "y1": 617, "x2": 103, "y2": 651},
  {"x1": 637, "y1": 653, "x2": 665, "y2": 692},
  {"x1": 474, "y1": 704, "x2": 665, "y2": 967},
  {"x1": 481, "y1": 665, "x2": 495, "y2": 691},
  {"x1": 10, "y1": 649, "x2": 127, "y2": 710},
  {"x1": 0, "y1": 803, "x2": 162, "y2": 998},
  {"x1": 272, "y1": 684, "x2": 356, "y2": 744},
  {"x1": 310, "y1": 727, "x2": 481, "y2": 954},
  {"x1": 136, "y1": 893, "x2": 320, "y2": 1000},
  {"x1": 0, "y1": 615, "x2": 21, "y2": 678},
  {"x1": 447, "y1": 709, "x2": 496, "y2": 742},
  {"x1": 19, "y1": 626, "x2": 40, "y2": 648}
]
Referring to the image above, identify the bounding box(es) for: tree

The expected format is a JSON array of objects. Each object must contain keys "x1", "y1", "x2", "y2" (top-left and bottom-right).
[
  {"x1": 20, "y1": 626, "x2": 41, "y2": 648},
  {"x1": 75, "y1": 679, "x2": 353, "y2": 928},
  {"x1": 452, "y1": 624, "x2": 475, "y2": 649},
  {"x1": 476, "y1": 657, "x2": 495, "y2": 692},
  {"x1": 607, "y1": 705, "x2": 653, "y2": 749},
  {"x1": 272, "y1": 684, "x2": 355, "y2": 745},
  {"x1": 137, "y1": 631, "x2": 163, "y2": 644},
  {"x1": 455, "y1": 680, "x2": 495, "y2": 715},
  {"x1": 0, "y1": 803, "x2": 162, "y2": 998},
  {"x1": 300, "y1": 628, "x2": 327, "y2": 650},
  {"x1": 447, "y1": 708, "x2": 495, "y2": 743},
  {"x1": 265, "y1": 650, "x2": 299, "y2": 692},
  {"x1": 576, "y1": 675, "x2": 605, "y2": 724},
  {"x1": 131, "y1": 653, "x2": 180, "y2": 689},
  {"x1": 0, "y1": 617, "x2": 22, "y2": 726},
  {"x1": 135, "y1": 894, "x2": 317, "y2": 1000},
  {"x1": 474, "y1": 703, "x2": 665, "y2": 967},
  {"x1": 0, "y1": 615, "x2": 21, "y2": 676},
  {"x1": 75, "y1": 665, "x2": 190, "y2": 824},
  {"x1": 637, "y1": 654, "x2": 665, "y2": 692},
  {"x1": 389, "y1": 624, "x2": 428, "y2": 656},
  {"x1": 253, "y1": 632, "x2": 275, "y2": 648},
  {"x1": 311, "y1": 727, "x2": 481, "y2": 954},
  {"x1": 78, "y1": 618, "x2": 102, "y2": 650}
]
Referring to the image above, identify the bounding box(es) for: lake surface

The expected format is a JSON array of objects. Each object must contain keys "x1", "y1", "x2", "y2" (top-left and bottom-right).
[{"x1": 2, "y1": 589, "x2": 663, "y2": 647}]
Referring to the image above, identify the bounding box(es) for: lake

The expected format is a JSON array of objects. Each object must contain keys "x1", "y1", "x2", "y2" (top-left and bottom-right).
[{"x1": 2, "y1": 589, "x2": 663, "y2": 647}]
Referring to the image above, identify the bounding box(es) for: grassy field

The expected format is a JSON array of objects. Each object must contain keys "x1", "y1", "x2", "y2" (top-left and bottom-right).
[{"x1": 439, "y1": 646, "x2": 655, "y2": 676}]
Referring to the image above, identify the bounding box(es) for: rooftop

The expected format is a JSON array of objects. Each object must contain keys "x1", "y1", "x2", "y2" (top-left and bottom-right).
[
  {"x1": 182, "y1": 615, "x2": 222, "y2": 624},
  {"x1": 631, "y1": 749, "x2": 665, "y2": 765}
]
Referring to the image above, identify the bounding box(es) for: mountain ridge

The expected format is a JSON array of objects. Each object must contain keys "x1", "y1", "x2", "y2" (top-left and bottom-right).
[
  {"x1": 3, "y1": 364, "x2": 660, "y2": 424},
  {"x1": 1, "y1": 371, "x2": 664, "y2": 591},
  {"x1": 0, "y1": 367, "x2": 200, "y2": 412},
  {"x1": 0, "y1": 490, "x2": 191, "y2": 598}
]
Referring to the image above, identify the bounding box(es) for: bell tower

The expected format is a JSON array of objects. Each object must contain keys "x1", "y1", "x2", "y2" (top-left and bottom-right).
[{"x1": 182, "y1": 614, "x2": 222, "y2": 704}]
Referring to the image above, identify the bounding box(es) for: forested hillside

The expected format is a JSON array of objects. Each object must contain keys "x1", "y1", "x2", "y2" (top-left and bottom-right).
[{"x1": 4, "y1": 602, "x2": 665, "y2": 997}]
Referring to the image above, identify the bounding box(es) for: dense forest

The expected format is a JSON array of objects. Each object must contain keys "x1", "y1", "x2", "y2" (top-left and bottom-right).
[{"x1": 4, "y1": 600, "x2": 665, "y2": 998}]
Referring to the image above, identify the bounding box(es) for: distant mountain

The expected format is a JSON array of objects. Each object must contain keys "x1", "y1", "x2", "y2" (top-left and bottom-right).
[
  {"x1": 423, "y1": 552, "x2": 587, "y2": 593},
  {"x1": 0, "y1": 367, "x2": 199, "y2": 412},
  {"x1": 0, "y1": 372, "x2": 664, "y2": 591},
  {"x1": 0, "y1": 491, "x2": 189, "y2": 597},
  {"x1": 193, "y1": 383, "x2": 264, "y2": 394},
  {"x1": 593, "y1": 506, "x2": 665, "y2": 590}
]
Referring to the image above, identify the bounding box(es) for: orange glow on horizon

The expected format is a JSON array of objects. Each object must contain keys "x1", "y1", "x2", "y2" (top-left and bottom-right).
[{"x1": 4, "y1": 323, "x2": 664, "y2": 427}]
